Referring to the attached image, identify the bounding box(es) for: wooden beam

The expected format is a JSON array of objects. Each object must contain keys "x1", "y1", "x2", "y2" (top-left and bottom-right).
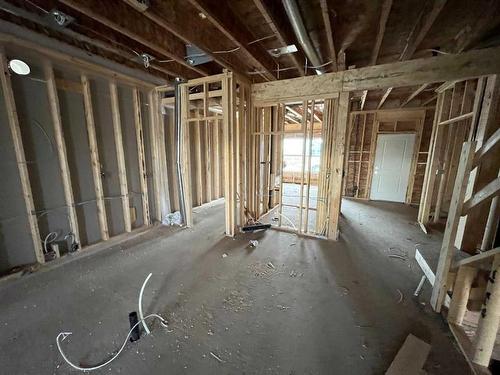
[
  {"x1": 399, "y1": 0, "x2": 447, "y2": 61},
  {"x1": 452, "y1": 247, "x2": 500, "y2": 270},
  {"x1": 319, "y1": 0, "x2": 338, "y2": 72},
  {"x1": 120, "y1": 0, "x2": 250, "y2": 78},
  {"x1": 401, "y1": 83, "x2": 429, "y2": 107},
  {"x1": 328, "y1": 92, "x2": 349, "y2": 240},
  {"x1": 109, "y1": 82, "x2": 132, "y2": 232},
  {"x1": 462, "y1": 176, "x2": 500, "y2": 215},
  {"x1": 132, "y1": 88, "x2": 150, "y2": 226},
  {"x1": 359, "y1": 90, "x2": 367, "y2": 110},
  {"x1": 472, "y1": 255, "x2": 500, "y2": 367},
  {"x1": 386, "y1": 334, "x2": 430, "y2": 375},
  {"x1": 370, "y1": 0, "x2": 392, "y2": 66},
  {"x1": 60, "y1": 0, "x2": 205, "y2": 79},
  {"x1": 0, "y1": 51, "x2": 44, "y2": 263},
  {"x1": 252, "y1": 0, "x2": 306, "y2": 76},
  {"x1": 81, "y1": 74, "x2": 109, "y2": 240},
  {"x1": 377, "y1": 87, "x2": 392, "y2": 109},
  {"x1": 422, "y1": 94, "x2": 438, "y2": 106},
  {"x1": 252, "y1": 46, "x2": 500, "y2": 104},
  {"x1": 187, "y1": 0, "x2": 276, "y2": 81},
  {"x1": 431, "y1": 141, "x2": 476, "y2": 312},
  {"x1": 44, "y1": 62, "x2": 80, "y2": 244},
  {"x1": 148, "y1": 90, "x2": 162, "y2": 222}
]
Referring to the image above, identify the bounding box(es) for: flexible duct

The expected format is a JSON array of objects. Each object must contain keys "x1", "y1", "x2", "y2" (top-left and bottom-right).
[{"x1": 282, "y1": 0, "x2": 325, "y2": 74}]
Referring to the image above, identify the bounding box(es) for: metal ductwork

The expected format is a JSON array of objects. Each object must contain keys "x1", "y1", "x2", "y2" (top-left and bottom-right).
[{"x1": 282, "y1": 0, "x2": 325, "y2": 74}]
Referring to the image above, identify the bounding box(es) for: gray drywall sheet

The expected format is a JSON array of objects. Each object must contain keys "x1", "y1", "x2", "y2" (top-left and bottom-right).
[
  {"x1": 118, "y1": 86, "x2": 143, "y2": 228},
  {"x1": 56, "y1": 72, "x2": 100, "y2": 246},
  {"x1": 140, "y1": 91, "x2": 156, "y2": 221},
  {"x1": 90, "y1": 78, "x2": 125, "y2": 237},
  {"x1": 11, "y1": 62, "x2": 71, "y2": 251},
  {"x1": 0, "y1": 83, "x2": 37, "y2": 272}
]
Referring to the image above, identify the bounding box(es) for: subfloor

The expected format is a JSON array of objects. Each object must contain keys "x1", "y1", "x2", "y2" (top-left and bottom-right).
[{"x1": 0, "y1": 199, "x2": 470, "y2": 374}]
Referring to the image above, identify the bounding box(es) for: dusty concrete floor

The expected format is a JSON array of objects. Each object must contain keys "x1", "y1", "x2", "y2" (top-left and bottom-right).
[{"x1": 0, "y1": 199, "x2": 470, "y2": 374}]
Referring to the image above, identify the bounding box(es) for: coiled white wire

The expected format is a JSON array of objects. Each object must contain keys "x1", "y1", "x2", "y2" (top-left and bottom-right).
[{"x1": 56, "y1": 313, "x2": 167, "y2": 372}]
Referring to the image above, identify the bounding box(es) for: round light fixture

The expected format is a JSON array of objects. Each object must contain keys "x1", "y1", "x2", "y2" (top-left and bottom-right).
[{"x1": 8, "y1": 59, "x2": 30, "y2": 75}]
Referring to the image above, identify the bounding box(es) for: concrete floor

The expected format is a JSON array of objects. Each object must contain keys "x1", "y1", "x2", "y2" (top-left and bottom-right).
[{"x1": 0, "y1": 198, "x2": 470, "y2": 374}]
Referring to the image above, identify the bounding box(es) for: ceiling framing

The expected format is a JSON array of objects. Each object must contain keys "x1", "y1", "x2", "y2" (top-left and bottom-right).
[{"x1": 0, "y1": 0, "x2": 499, "y2": 104}]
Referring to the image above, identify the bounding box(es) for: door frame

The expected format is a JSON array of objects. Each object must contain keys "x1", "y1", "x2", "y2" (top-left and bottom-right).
[
  {"x1": 365, "y1": 112, "x2": 425, "y2": 204},
  {"x1": 369, "y1": 133, "x2": 417, "y2": 202}
]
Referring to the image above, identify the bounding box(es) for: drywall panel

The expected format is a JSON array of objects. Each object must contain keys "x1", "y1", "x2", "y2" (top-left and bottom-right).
[
  {"x1": 90, "y1": 78, "x2": 125, "y2": 236},
  {"x1": 118, "y1": 85, "x2": 143, "y2": 228},
  {"x1": 0, "y1": 84, "x2": 36, "y2": 272},
  {"x1": 56, "y1": 69, "x2": 100, "y2": 245},
  {"x1": 11, "y1": 62, "x2": 71, "y2": 249}
]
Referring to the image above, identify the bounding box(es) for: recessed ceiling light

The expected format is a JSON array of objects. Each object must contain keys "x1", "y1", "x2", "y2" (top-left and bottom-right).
[{"x1": 8, "y1": 59, "x2": 30, "y2": 75}]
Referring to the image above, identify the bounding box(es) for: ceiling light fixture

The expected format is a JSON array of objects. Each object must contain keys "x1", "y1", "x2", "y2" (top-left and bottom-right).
[
  {"x1": 8, "y1": 59, "x2": 30, "y2": 75},
  {"x1": 198, "y1": 12, "x2": 207, "y2": 19},
  {"x1": 50, "y1": 9, "x2": 74, "y2": 27},
  {"x1": 268, "y1": 44, "x2": 298, "y2": 58}
]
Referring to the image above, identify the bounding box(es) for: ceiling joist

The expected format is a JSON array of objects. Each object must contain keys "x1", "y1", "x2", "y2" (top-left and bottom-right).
[
  {"x1": 401, "y1": 83, "x2": 430, "y2": 107},
  {"x1": 59, "y1": 0, "x2": 208, "y2": 79},
  {"x1": 252, "y1": 0, "x2": 307, "y2": 76},
  {"x1": 319, "y1": 0, "x2": 338, "y2": 72},
  {"x1": 379, "y1": 0, "x2": 446, "y2": 108},
  {"x1": 187, "y1": 0, "x2": 276, "y2": 81}
]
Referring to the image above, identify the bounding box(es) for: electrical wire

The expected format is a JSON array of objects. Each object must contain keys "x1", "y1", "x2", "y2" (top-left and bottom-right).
[
  {"x1": 43, "y1": 232, "x2": 58, "y2": 254},
  {"x1": 56, "y1": 313, "x2": 168, "y2": 372},
  {"x1": 138, "y1": 273, "x2": 153, "y2": 335}
]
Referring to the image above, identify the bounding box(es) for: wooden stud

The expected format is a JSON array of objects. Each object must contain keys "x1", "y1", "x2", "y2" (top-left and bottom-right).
[
  {"x1": 222, "y1": 73, "x2": 234, "y2": 236},
  {"x1": 365, "y1": 115, "x2": 381, "y2": 199},
  {"x1": 328, "y1": 92, "x2": 349, "y2": 240},
  {"x1": 298, "y1": 101, "x2": 308, "y2": 233},
  {"x1": 472, "y1": 255, "x2": 500, "y2": 367},
  {"x1": 44, "y1": 62, "x2": 81, "y2": 242},
  {"x1": 180, "y1": 84, "x2": 193, "y2": 226},
  {"x1": 431, "y1": 141, "x2": 476, "y2": 312},
  {"x1": 194, "y1": 110, "x2": 203, "y2": 206},
  {"x1": 0, "y1": 51, "x2": 44, "y2": 263},
  {"x1": 304, "y1": 101, "x2": 315, "y2": 233},
  {"x1": 109, "y1": 81, "x2": 131, "y2": 232},
  {"x1": 132, "y1": 88, "x2": 150, "y2": 226},
  {"x1": 418, "y1": 92, "x2": 445, "y2": 224},
  {"x1": 81, "y1": 74, "x2": 109, "y2": 240},
  {"x1": 448, "y1": 266, "x2": 477, "y2": 325},
  {"x1": 148, "y1": 90, "x2": 162, "y2": 222}
]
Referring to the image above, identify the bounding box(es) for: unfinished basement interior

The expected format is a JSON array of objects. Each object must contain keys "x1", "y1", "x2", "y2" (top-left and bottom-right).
[{"x1": 1, "y1": 0, "x2": 500, "y2": 374}]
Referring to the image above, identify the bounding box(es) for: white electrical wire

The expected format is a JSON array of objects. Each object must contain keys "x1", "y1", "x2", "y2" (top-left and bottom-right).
[
  {"x1": 56, "y1": 313, "x2": 167, "y2": 372},
  {"x1": 276, "y1": 212, "x2": 298, "y2": 231},
  {"x1": 138, "y1": 273, "x2": 153, "y2": 335},
  {"x1": 43, "y1": 232, "x2": 58, "y2": 254}
]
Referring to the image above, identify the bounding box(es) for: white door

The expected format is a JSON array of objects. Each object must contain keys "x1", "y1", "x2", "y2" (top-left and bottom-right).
[{"x1": 370, "y1": 133, "x2": 415, "y2": 203}]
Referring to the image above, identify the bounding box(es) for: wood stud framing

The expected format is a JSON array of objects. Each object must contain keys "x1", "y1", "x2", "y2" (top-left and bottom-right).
[
  {"x1": 44, "y1": 62, "x2": 81, "y2": 244},
  {"x1": 133, "y1": 88, "x2": 151, "y2": 226},
  {"x1": 0, "y1": 44, "x2": 164, "y2": 266},
  {"x1": 0, "y1": 51, "x2": 44, "y2": 263},
  {"x1": 109, "y1": 81, "x2": 132, "y2": 233},
  {"x1": 81, "y1": 74, "x2": 109, "y2": 240}
]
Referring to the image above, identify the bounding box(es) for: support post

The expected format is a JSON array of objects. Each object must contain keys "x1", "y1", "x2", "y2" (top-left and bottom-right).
[
  {"x1": 448, "y1": 266, "x2": 477, "y2": 324},
  {"x1": 472, "y1": 255, "x2": 500, "y2": 367},
  {"x1": 327, "y1": 92, "x2": 349, "y2": 240}
]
